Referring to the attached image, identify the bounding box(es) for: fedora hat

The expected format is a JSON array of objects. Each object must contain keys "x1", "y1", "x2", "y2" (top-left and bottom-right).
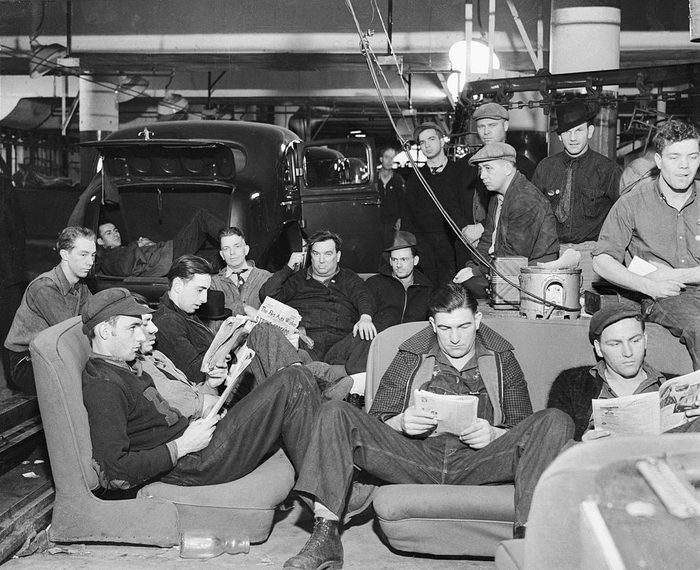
[
  {"x1": 197, "y1": 289, "x2": 232, "y2": 320},
  {"x1": 554, "y1": 99, "x2": 597, "y2": 134},
  {"x1": 385, "y1": 231, "x2": 419, "y2": 253}
]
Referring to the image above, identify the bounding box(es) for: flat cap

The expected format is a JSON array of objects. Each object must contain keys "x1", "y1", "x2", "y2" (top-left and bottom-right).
[
  {"x1": 82, "y1": 287, "x2": 153, "y2": 334},
  {"x1": 413, "y1": 121, "x2": 445, "y2": 142},
  {"x1": 384, "y1": 231, "x2": 418, "y2": 253},
  {"x1": 473, "y1": 103, "x2": 509, "y2": 122},
  {"x1": 588, "y1": 303, "x2": 642, "y2": 344},
  {"x1": 468, "y1": 142, "x2": 516, "y2": 165}
]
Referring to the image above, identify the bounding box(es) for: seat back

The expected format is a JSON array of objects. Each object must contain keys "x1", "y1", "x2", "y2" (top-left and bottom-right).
[{"x1": 30, "y1": 317, "x2": 99, "y2": 493}]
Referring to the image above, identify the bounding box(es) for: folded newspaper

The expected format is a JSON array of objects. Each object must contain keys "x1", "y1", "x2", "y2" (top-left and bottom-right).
[
  {"x1": 414, "y1": 389, "x2": 478, "y2": 436},
  {"x1": 256, "y1": 297, "x2": 302, "y2": 349},
  {"x1": 592, "y1": 370, "x2": 700, "y2": 435}
]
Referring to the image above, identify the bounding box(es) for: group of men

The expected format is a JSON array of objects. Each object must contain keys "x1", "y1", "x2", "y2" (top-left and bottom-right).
[{"x1": 2, "y1": 105, "x2": 700, "y2": 569}]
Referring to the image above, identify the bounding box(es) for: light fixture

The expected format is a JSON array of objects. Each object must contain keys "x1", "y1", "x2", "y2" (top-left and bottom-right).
[
  {"x1": 116, "y1": 75, "x2": 149, "y2": 103},
  {"x1": 28, "y1": 40, "x2": 68, "y2": 78},
  {"x1": 447, "y1": 40, "x2": 501, "y2": 100},
  {"x1": 158, "y1": 93, "x2": 189, "y2": 116}
]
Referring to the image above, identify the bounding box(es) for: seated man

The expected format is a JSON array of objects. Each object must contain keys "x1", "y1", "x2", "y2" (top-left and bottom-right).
[
  {"x1": 592, "y1": 119, "x2": 700, "y2": 368},
  {"x1": 210, "y1": 226, "x2": 271, "y2": 317},
  {"x1": 259, "y1": 230, "x2": 376, "y2": 373},
  {"x1": 81, "y1": 288, "x2": 323, "y2": 495},
  {"x1": 96, "y1": 208, "x2": 224, "y2": 277},
  {"x1": 138, "y1": 312, "x2": 219, "y2": 419},
  {"x1": 151, "y1": 255, "x2": 224, "y2": 385},
  {"x1": 285, "y1": 284, "x2": 574, "y2": 569},
  {"x1": 5, "y1": 226, "x2": 95, "y2": 393},
  {"x1": 454, "y1": 143, "x2": 559, "y2": 298},
  {"x1": 548, "y1": 303, "x2": 700, "y2": 441}
]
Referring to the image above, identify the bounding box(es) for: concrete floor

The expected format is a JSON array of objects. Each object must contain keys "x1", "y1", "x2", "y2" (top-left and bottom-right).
[{"x1": 5, "y1": 502, "x2": 496, "y2": 569}]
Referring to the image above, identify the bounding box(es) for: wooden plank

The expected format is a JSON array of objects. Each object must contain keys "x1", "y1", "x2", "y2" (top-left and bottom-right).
[{"x1": 0, "y1": 463, "x2": 52, "y2": 530}]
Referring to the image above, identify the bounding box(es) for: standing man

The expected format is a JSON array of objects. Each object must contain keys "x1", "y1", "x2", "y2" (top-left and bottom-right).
[
  {"x1": 454, "y1": 143, "x2": 559, "y2": 298},
  {"x1": 5, "y1": 227, "x2": 95, "y2": 393},
  {"x1": 260, "y1": 230, "x2": 376, "y2": 372},
  {"x1": 284, "y1": 285, "x2": 573, "y2": 569},
  {"x1": 377, "y1": 146, "x2": 405, "y2": 251},
  {"x1": 402, "y1": 122, "x2": 481, "y2": 285},
  {"x1": 210, "y1": 227, "x2": 271, "y2": 317},
  {"x1": 592, "y1": 119, "x2": 700, "y2": 369},
  {"x1": 533, "y1": 99, "x2": 621, "y2": 291}
]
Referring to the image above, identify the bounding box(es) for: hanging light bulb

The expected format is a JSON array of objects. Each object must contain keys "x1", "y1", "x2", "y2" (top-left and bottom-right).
[{"x1": 447, "y1": 40, "x2": 501, "y2": 100}]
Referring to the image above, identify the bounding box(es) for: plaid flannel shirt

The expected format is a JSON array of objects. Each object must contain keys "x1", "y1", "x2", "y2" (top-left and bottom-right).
[{"x1": 369, "y1": 324, "x2": 532, "y2": 428}]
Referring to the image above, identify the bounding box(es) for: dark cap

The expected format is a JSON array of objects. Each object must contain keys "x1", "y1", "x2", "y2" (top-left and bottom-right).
[
  {"x1": 384, "y1": 231, "x2": 418, "y2": 253},
  {"x1": 196, "y1": 289, "x2": 233, "y2": 321},
  {"x1": 473, "y1": 103, "x2": 509, "y2": 122},
  {"x1": 589, "y1": 304, "x2": 642, "y2": 344},
  {"x1": 468, "y1": 142, "x2": 517, "y2": 165},
  {"x1": 82, "y1": 288, "x2": 153, "y2": 334},
  {"x1": 554, "y1": 99, "x2": 597, "y2": 134},
  {"x1": 413, "y1": 121, "x2": 445, "y2": 142}
]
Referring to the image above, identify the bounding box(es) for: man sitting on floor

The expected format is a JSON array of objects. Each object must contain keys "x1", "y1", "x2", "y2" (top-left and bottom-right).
[
  {"x1": 81, "y1": 288, "x2": 322, "y2": 495},
  {"x1": 210, "y1": 226, "x2": 271, "y2": 318},
  {"x1": 284, "y1": 284, "x2": 574, "y2": 569},
  {"x1": 592, "y1": 119, "x2": 700, "y2": 369},
  {"x1": 5, "y1": 226, "x2": 95, "y2": 393},
  {"x1": 259, "y1": 229, "x2": 376, "y2": 374},
  {"x1": 454, "y1": 143, "x2": 559, "y2": 298},
  {"x1": 548, "y1": 303, "x2": 700, "y2": 441},
  {"x1": 96, "y1": 208, "x2": 224, "y2": 277}
]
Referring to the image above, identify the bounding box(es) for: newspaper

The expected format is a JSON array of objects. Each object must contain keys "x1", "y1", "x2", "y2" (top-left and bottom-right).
[
  {"x1": 199, "y1": 315, "x2": 251, "y2": 373},
  {"x1": 204, "y1": 344, "x2": 255, "y2": 420},
  {"x1": 414, "y1": 389, "x2": 478, "y2": 436},
  {"x1": 256, "y1": 297, "x2": 302, "y2": 349},
  {"x1": 592, "y1": 370, "x2": 700, "y2": 435}
]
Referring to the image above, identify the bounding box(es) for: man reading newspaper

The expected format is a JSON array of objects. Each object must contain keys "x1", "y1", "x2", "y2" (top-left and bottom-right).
[{"x1": 548, "y1": 303, "x2": 700, "y2": 441}]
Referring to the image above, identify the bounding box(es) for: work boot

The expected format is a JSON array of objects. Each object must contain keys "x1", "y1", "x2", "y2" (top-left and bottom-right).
[{"x1": 283, "y1": 517, "x2": 343, "y2": 569}]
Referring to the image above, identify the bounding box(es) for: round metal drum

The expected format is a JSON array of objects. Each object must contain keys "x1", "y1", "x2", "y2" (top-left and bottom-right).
[{"x1": 519, "y1": 267, "x2": 581, "y2": 319}]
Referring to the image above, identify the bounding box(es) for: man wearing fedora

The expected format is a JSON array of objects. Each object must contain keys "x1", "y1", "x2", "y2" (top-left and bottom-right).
[
  {"x1": 532, "y1": 99, "x2": 621, "y2": 292},
  {"x1": 401, "y1": 122, "x2": 485, "y2": 286},
  {"x1": 365, "y1": 231, "x2": 434, "y2": 332},
  {"x1": 454, "y1": 143, "x2": 559, "y2": 298},
  {"x1": 210, "y1": 226, "x2": 272, "y2": 318}
]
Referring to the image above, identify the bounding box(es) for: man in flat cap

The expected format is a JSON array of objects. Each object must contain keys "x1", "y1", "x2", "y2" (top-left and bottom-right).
[
  {"x1": 533, "y1": 99, "x2": 621, "y2": 291},
  {"x1": 401, "y1": 122, "x2": 485, "y2": 286},
  {"x1": 81, "y1": 287, "x2": 324, "y2": 495},
  {"x1": 548, "y1": 303, "x2": 700, "y2": 441},
  {"x1": 454, "y1": 143, "x2": 559, "y2": 298}
]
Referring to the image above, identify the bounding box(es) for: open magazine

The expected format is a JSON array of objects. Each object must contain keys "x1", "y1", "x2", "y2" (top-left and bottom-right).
[
  {"x1": 204, "y1": 344, "x2": 255, "y2": 420},
  {"x1": 414, "y1": 389, "x2": 478, "y2": 436},
  {"x1": 200, "y1": 315, "x2": 251, "y2": 373},
  {"x1": 592, "y1": 370, "x2": 700, "y2": 435}
]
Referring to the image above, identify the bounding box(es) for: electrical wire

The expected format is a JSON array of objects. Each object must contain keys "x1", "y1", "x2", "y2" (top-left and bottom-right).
[{"x1": 347, "y1": 0, "x2": 581, "y2": 314}]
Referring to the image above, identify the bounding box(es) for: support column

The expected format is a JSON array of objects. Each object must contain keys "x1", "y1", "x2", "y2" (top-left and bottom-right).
[
  {"x1": 79, "y1": 75, "x2": 118, "y2": 187},
  {"x1": 549, "y1": 0, "x2": 620, "y2": 159}
]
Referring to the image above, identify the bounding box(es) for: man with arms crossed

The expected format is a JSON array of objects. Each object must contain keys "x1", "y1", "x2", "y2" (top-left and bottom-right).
[
  {"x1": 5, "y1": 226, "x2": 95, "y2": 393},
  {"x1": 592, "y1": 119, "x2": 700, "y2": 369},
  {"x1": 284, "y1": 284, "x2": 573, "y2": 569}
]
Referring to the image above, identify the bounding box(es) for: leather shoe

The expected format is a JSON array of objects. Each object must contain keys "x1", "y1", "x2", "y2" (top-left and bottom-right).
[{"x1": 283, "y1": 517, "x2": 343, "y2": 569}]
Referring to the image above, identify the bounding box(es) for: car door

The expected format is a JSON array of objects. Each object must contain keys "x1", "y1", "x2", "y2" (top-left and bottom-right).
[{"x1": 297, "y1": 138, "x2": 380, "y2": 273}]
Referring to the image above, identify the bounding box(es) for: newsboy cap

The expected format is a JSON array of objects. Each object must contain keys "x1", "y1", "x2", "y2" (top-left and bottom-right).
[
  {"x1": 384, "y1": 231, "x2": 418, "y2": 253},
  {"x1": 82, "y1": 287, "x2": 153, "y2": 334},
  {"x1": 588, "y1": 303, "x2": 642, "y2": 344},
  {"x1": 468, "y1": 142, "x2": 516, "y2": 165},
  {"x1": 413, "y1": 121, "x2": 446, "y2": 142},
  {"x1": 473, "y1": 103, "x2": 509, "y2": 122}
]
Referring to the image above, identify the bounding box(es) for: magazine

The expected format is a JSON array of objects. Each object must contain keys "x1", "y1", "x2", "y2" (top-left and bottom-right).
[
  {"x1": 592, "y1": 370, "x2": 700, "y2": 435},
  {"x1": 204, "y1": 344, "x2": 255, "y2": 420},
  {"x1": 414, "y1": 389, "x2": 478, "y2": 436},
  {"x1": 200, "y1": 315, "x2": 251, "y2": 373}
]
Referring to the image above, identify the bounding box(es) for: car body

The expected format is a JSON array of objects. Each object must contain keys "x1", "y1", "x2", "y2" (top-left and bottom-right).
[{"x1": 67, "y1": 120, "x2": 381, "y2": 300}]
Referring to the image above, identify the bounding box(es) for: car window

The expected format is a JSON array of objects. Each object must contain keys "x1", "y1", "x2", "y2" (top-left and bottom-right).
[{"x1": 303, "y1": 141, "x2": 370, "y2": 188}]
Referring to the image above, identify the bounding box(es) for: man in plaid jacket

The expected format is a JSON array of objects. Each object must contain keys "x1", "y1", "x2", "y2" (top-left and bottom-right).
[{"x1": 285, "y1": 284, "x2": 573, "y2": 570}]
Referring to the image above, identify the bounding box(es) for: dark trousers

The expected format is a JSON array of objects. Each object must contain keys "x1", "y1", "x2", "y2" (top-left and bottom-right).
[
  {"x1": 324, "y1": 333, "x2": 371, "y2": 375},
  {"x1": 295, "y1": 403, "x2": 573, "y2": 526},
  {"x1": 413, "y1": 231, "x2": 455, "y2": 287},
  {"x1": 464, "y1": 274, "x2": 490, "y2": 299},
  {"x1": 7, "y1": 350, "x2": 35, "y2": 394},
  {"x1": 162, "y1": 365, "x2": 321, "y2": 486},
  {"x1": 171, "y1": 208, "x2": 226, "y2": 260},
  {"x1": 644, "y1": 288, "x2": 700, "y2": 370}
]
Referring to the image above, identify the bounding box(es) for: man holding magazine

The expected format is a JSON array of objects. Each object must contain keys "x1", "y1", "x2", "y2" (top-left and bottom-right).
[
  {"x1": 284, "y1": 284, "x2": 573, "y2": 569},
  {"x1": 548, "y1": 303, "x2": 700, "y2": 441}
]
